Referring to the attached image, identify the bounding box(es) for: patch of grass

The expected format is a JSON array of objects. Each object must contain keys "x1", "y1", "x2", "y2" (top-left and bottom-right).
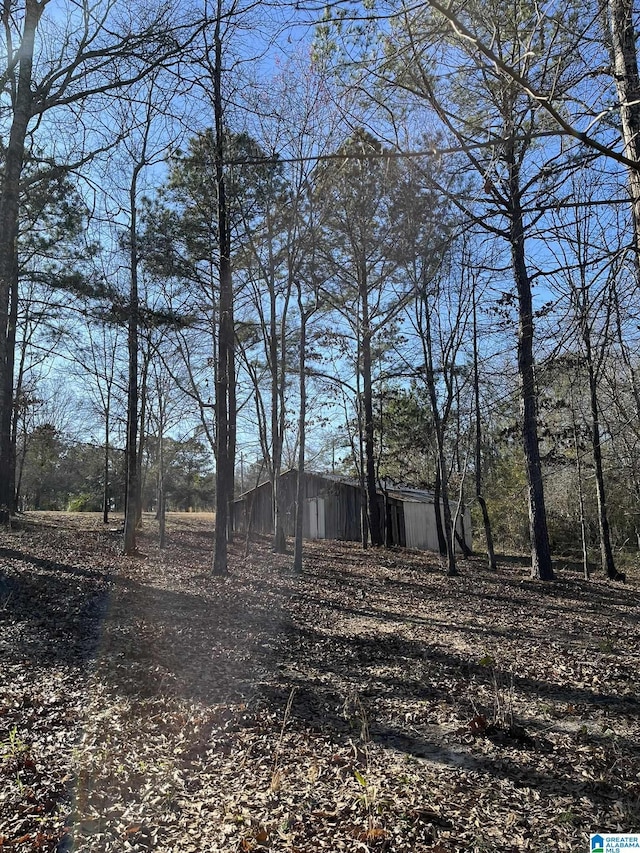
[
  {"x1": 0, "y1": 725, "x2": 28, "y2": 760},
  {"x1": 556, "y1": 811, "x2": 577, "y2": 825}
]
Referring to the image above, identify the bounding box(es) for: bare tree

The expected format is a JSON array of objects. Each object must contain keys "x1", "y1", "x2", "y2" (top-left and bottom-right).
[
  {"x1": 0, "y1": 0, "x2": 196, "y2": 519},
  {"x1": 471, "y1": 276, "x2": 497, "y2": 570},
  {"x1": 365, "y1": 1, "x2": 585, "y2": 578},
  {"x1": 73, "y1": 318, "x2": 124, "y2": 524},
  {"x1": 545, "y1": 179, "x2": 629, "y2": 580},
  {"x1": 315, "y1": 130, "x2": 412, "y2": 547},
  {"x1": 118, "y1": 79, "x2": 170, "y2": 555},
  {"x1": 405, "y1": 246, "x2": 473, "y2": 576}
]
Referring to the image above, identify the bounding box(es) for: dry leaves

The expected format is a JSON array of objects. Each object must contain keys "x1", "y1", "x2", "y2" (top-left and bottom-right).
[{"x1": 1, "y1": 512, "x2": 639, "y2": 852}]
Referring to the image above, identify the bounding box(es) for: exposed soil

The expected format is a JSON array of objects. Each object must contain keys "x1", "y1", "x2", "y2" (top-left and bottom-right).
[{"x1": 1, "y1": 512, "x2": 639, "y2": 852}]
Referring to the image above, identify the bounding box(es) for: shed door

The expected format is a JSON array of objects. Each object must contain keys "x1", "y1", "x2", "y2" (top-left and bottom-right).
[{"x1": 308, "y1": 497, "x2": 326, "y2": 539}]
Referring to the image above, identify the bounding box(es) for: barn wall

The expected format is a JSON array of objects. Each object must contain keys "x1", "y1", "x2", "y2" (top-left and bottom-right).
[
  {"x1": 384, "y1": 497, "x2": 406, "y2": 547},
  {"x1": 403, "y1": 502, "x2": 440, "y2": 551},
  {"x1": 335, "y1": 483, "x2": 362, "y2": 541},
  {"x1": 234, "y1": 472, "x2": 363, "y2": 543},
  {"x1": 403, "y1": 500, "x2": 473, "y2": 553},
  {"x1": 297, "y1": 473, "x2": 361, "y2": 541},
  {"x1": 246, "y1": 482, "x2": 274, "y2": 535}
]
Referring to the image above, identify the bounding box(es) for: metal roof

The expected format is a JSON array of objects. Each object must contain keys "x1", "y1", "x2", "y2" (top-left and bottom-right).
[{"x1": 235, "y1": 469, "x2": 435, "y2": 503}]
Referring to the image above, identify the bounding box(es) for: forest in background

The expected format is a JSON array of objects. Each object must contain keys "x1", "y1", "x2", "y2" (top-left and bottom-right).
[{"x1": 3, "y1": 0, "x2": 640, "y2": 580}]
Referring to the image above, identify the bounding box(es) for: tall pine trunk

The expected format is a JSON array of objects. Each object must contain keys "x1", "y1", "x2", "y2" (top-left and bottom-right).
[
  {"x1": 212, "y1": 0, "x2": 233, "y2": 576},
  {"x1": 123, "y1": 162, "x2": 142, "y2": 555},
  {"x1": 271, "y1": 250, "x2": 286, "y2": 553},
  {"x1": 293, "y1": 295, "x2": 308, "y2": 573},
  {"x1": 123, "y1": 85, "x2": 156, "y2": 552},
  {"x1": 0, "y1": 0, "x2": 43, "y2": 519},
  {"x1": 103, "y1": 418, "x2": 110, "y2": 524},
  {"x1": 360, "y1": 277, "x2": 383, "y2": 546}
]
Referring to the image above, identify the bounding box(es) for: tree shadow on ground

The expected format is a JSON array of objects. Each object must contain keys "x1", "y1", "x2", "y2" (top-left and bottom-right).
[
  {"x1": 0, "y1": 549, "x2": 117, "y2": 668},
  {"x1": 2, "y1": 524, "x2": 638, "y2": 828}
]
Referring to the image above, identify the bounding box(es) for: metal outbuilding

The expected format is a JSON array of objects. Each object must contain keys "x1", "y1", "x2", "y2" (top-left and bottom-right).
[
  {"x1": 384, "y1": 486, "x2": 472, "y2": 552},
  {"x1": 234, "y1": 471, "x2": 472, "y2": 553}
]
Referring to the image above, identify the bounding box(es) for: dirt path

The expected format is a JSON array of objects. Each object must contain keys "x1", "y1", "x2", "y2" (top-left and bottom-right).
[{"x1": 1, "y1": 513, "x2": 638, "y2": 851}]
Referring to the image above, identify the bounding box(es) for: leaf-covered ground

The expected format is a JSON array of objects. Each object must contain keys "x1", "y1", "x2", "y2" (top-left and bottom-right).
[{"x1": 1, "y1": 512, "x2": 639, "y2": 852}]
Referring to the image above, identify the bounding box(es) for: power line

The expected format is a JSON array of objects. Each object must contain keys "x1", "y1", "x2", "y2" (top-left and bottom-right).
[{"x1": 222, "y1": 130, "x2": 570, "y2": 167}]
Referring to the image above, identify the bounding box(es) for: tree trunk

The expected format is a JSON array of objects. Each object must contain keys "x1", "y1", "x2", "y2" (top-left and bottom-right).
[
  {"x1": 433, "y1": 468, "x2": 447, "y2": 556},
  {"x1": 212, "y1": 0, "x2": 233, "y2": 576},
  {"x1": 293, "y1": 295, "x2": 308, "y2": 573},
  {"x1": 158, "y1": 425, "x2": 166, "y2": 549},
  {"x1": 15, "y1": 418, "x2": 27, "y2": 513},
  {"x1": 0, "y1": 0, "x2": 43, "y2": 520},
  {"x1": 570, "y1": 386, "x2": 590, "y2": 580},
  {"x1": 123, "y1": 166, "x2": 141, "y2": 555},
  {"x1": 135, "y1": 350, "x2": 150, "y2": 528},
  {"x1": 159, "y1": 491, "x2": 166, "y2": 549},
  {"x1": 422, "y1": 293, "x2": 456, "y2": 575},
  {"x1": 6, "y1": 267, "x2": 19, "y2": 513},
  {"x1": 472, "y1": 286, "x2": 497, "y2": 569},
  {"x1": 454, "y1": 489, "x2": 473, "y2": 558},
  {"x1": 11, "y1": 306, "x2": 30, "y2": 513},
  {"x1": 271, "y1": 256, "x2": 286, "y2": 553},
  {"x1": 583, "y1": 334, "x2": 618, "y2": 579},
  {"x1": 103, "y1": 417, "x2": 110, "y2": 524},
  {"x1": 227, "y1": 345, "x2": 236, "y2": 542},
  {"x1": 507, "y1": 139, "x2": 553, "y2": 581},
  {"x1": 436, "y1": 449, "x2": 457, "y2": 575},
  {"x1": 608, "y1": 0, "x2": 640, "y2": 251},
  {"x1": 355, "y1": 332, "x2": 368, "y2": 549},
  {"x1": 360, "y1": 282, "x2": 383, "y2": 546}
]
